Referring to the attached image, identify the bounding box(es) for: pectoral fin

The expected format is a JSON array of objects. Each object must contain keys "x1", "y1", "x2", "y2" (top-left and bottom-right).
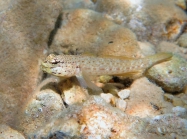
[{"x1": 76, "y1": 71, "x2": 103, "y2": 94}]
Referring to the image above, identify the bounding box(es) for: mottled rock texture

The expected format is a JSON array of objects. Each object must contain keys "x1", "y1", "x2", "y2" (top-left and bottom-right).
[
  {"x1": 0, "y1": 0, "x2": 62, "y2": 126},
  {"x1": 157, "y1": 41, "x2": 187, "y2": 59},
  {"x1": 146, "y1": 54, "x2": 187, "y2": 93},
  {"x1": 177, "y1": 33, "x2": 187, "y2": 48},
  {"x1": 126, "y1": 77, "x2": 173, "y2": 117},
  {"x1": 50, "y1": 8, "x2": 141, "y2": 58},
  {"x1": 0, "y1": 124, "x2": 25, "y2": 139},
  {"x1": 0, "y1": 0, "x2": 187, "y2": 138},
  {"x1": 19, "y1": 89, "x2": 64, "y2": 136},
  {"x1": 95, "y1": 0, "x2": 187, "y2": 44},
  {"x1": 24, "y1": 96, "x2": 187, "y2": 139}
]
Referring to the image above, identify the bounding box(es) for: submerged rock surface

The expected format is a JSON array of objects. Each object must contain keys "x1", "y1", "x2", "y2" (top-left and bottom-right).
[
  {"x1": 146, "y1": 54, "x2": 187, "y2": 92},
  {"x1": 0, "y1": 0, "x2": 186, "y2": 139}
]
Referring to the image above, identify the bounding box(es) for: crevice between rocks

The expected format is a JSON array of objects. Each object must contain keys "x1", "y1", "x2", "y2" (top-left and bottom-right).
[{"x1": 47, "y1": 13, "x2": 62, "y2": 47}]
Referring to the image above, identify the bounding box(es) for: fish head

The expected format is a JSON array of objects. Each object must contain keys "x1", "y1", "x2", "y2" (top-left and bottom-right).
[{"x1": 41, "y1": 54, "x2": 73, "y2": 77}]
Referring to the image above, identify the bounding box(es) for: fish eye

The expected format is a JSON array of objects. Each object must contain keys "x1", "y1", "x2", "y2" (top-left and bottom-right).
[{"x1": 51, "y1": 61, "x2": 59, "y2": 64}]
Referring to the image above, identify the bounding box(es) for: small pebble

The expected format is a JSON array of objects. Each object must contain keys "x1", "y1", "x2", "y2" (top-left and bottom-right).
[
  {"x1": 172, "y1": 97, "x2": 185, "y2": 107},
  {"x1": 100, "y1": 93, "x2": 116, "y2": 105},
  {"x1": 117, "y1": 89, "x2": 130, "y2": 99},
  {"x1": 115, "y1": 99, "x2": 127, "y2": 111},
  {"x1": 172, "y1": 106, "x2": 187, "y2": 118},
  {"x1": 164, "y1": 94, "x2": 174, "y2": 103}
]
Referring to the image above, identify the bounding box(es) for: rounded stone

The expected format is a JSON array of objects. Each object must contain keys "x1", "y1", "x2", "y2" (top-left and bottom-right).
[
  {"x1": 100, "y1": 93, "x2": 116, "y2": 105},
  {"x1": 172, "y1": 97, "x2": 185, "y2": 107},
  {"x1": 115, "y1": 99, "x2": 127, "y2": 111},
  {"x1": 177, "y1": 33, "x2": 187, "y2": 48},
  {"x1": 172, "y1": 106, "x2": 187, "y2": 118},
  {"x1": 0, "y1": 124, "x2": 25, "y2": 139},
  {"x1": 164, "y1": 94, "x2": 174, "y2": 103},
  {"x1": 117, "y1": 89, "x2": 130, "y2": 99},
  {"x1": 146, "y1": 54, "x2": 187, "y2": 93}
]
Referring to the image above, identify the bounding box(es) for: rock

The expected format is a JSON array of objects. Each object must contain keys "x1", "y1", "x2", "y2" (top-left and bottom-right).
[
  {"x1": 100, "y1": 93, "x2": 116, "y2": 105},
  {"x1": 172, "y1": 106, "x2": 187, "y2": 118},
  {"x1": 164, "y1": 93, "x2": 174, "y2": 103},
  {"x1": 35, "y1": 118, "x2": 81, "y2": 139},
  {"x1": 115, "y1": 98, "x2": 127, "y2": 111},
  {"x1": 19, "y1": 89, "x2": 64, "y2": 136},
  {"x1": 0, "y1": 124, "x2": 25, "y2": 139},
  {"x1": 0, "y1": 0, "x2": 63, "y2": 125},
  {"x1": 26, "y1": 96, "x2": 187, "y2": 139},
  {"x1": 125, "y1": 77, "x2": 173, "y2": 117},
  {"x1": 59, "y1": 77, "x2": 89, "y2": 105},
  {"x1": 29, "y1": 96, "x2": 140, "y2": 138},
  {"x1": 117, "y1": 89, "x2": 130, "y2": 99},
  {"x1": 61, "y1": 0, "x2": 95, "y2": 10},
  {"x1": 185, "y1": 86, "x2": 187, "y2": 94},
  {"x1": 95, "y1": 0, "x2": 187, "y2": 44},
  {"x1": 50, "y1": 8, "x2": 141, "y2": 58},
  {"x1": 146, "y1": 54, "x2": 187, "y2": 93},
  {"x1": 174, "y1": 0, "x2": 187, "y2": 9},
  {"x1": 157, "y1": 41, "x2": 187, "y2": 59},
  {"x1": 147, "y1": 114, "x2": 187, "y2": 137},
  {"x1": 177, "y1": 33, "x2": 187, "y2": 48},
  {"x1": 173, "y1": 97, "x2": 185, "y2": 107}
]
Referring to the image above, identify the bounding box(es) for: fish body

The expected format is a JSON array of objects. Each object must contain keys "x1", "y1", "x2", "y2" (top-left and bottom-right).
[
  {"x1": 41, "y1": 53, "x2": 172, "y2": 77},
  {"x1": 41, "y1": 53, "x2": 172, "y2": 90}
]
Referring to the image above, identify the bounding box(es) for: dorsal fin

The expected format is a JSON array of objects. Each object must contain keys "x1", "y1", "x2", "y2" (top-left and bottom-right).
[{"x1": 98, "y1": 55, "x2": 136, "y2": 60}]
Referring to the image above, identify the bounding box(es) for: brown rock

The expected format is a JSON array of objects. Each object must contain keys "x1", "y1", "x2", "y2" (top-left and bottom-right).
[
  {"x1": 50, "y1": 9, "x2": 141, "y2": 58},
  {"x1": 126, "y1": 77, "x2": 173, "y2": 117},
  {"x1": 0, "y1": 124, "x2": 25, "y2": 139},
  {"x1": 0, "y1": 0, "x2": 62, "y2": 126},
  {"x1": 95, "y1": 0, "x2": 187, "y2": 44}
]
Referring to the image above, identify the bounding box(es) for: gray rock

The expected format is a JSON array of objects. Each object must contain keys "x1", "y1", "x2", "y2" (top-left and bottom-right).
[
  {"x1": 19, "y1": 89, "x2": 65, "y2": 137},
  {"x1": 0, "y1": 124, "x2": 25, "y2": 139},
  {"x1": 146, "y1": 54, "x2": 187, "y2": 93},
  {"x1": 177, "y1": 33, "x2": 187, "y2": 48},
  {"x1": 172, "y1": 106, "x2": 187, "y2": 118},
  {"x1": 95, "y1": 0, "x2": 187, "y2": 44},
  {"x1": 0, "y1": 0, "x2": 63, "y2": 125}
]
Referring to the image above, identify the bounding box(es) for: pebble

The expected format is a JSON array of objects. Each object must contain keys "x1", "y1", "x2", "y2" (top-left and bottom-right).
[
  {"x1": 117, "y1": 89, "x2": 130, "y2": 99},
  {"x1": 172, "y1": 97, "x2": 185, "y2": 107},
  {"x1": 0, "y1": 124, "x2": 25, "y2": 139},
  {"x1": 164, "y1": 94, "x2": 174, "y2": 103},
  {"x1": 19, "y1": 89, "x2": 64, "y2": 136},
  {"x1": 174, "y1": 0, "x2": 187, "y2": 10},
  {"x1": 115, "y1": 99, "x2": 127, "y2": 111},
  {"x1": 100, "y1": 93, "x2": 116, "y2": 105},
  {"x1": 172, "y1": 106, "x2": 187, "y2": 118},
  {"x1": 177, "y1": 33, "x2": 187, "y2": 48},
  {"x1": 59, "y1": 78, "x2": 89, "y2": 105}
]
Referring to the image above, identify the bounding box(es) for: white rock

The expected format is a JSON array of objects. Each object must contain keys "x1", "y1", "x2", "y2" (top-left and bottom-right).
[
  {"x1": 117, "y1": 89, "x2": 130, "y2": 99},
  {"x1": 115, "y1": 99, "x2": 127, "y2": 111},
  {"x1": 172, "y1": 106, "x2": 187, "y2": 118},
  {"x1": 100, "y1": 93, "x2": 115, "y2": 103}
]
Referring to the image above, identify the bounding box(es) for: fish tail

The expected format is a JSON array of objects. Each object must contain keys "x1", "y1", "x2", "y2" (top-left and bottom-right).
[{"x1": 146, "y1": 52, "x2": 172, "y2": 66}]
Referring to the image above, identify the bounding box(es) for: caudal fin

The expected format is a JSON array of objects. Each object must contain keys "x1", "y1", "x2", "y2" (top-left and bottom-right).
[{"x1": 146, "y1": 52, "x2": 172, "y2": 66}]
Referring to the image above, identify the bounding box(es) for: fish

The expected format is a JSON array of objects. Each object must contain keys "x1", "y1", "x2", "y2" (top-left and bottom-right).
[{"x1": 41, "y1": 53, "x2": 172, "y2": 91}]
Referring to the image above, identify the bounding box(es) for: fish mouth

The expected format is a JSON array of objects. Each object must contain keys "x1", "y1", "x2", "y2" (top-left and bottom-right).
[{"x1": 41, "y1": 62, "x2": 53, "y2": 74}]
